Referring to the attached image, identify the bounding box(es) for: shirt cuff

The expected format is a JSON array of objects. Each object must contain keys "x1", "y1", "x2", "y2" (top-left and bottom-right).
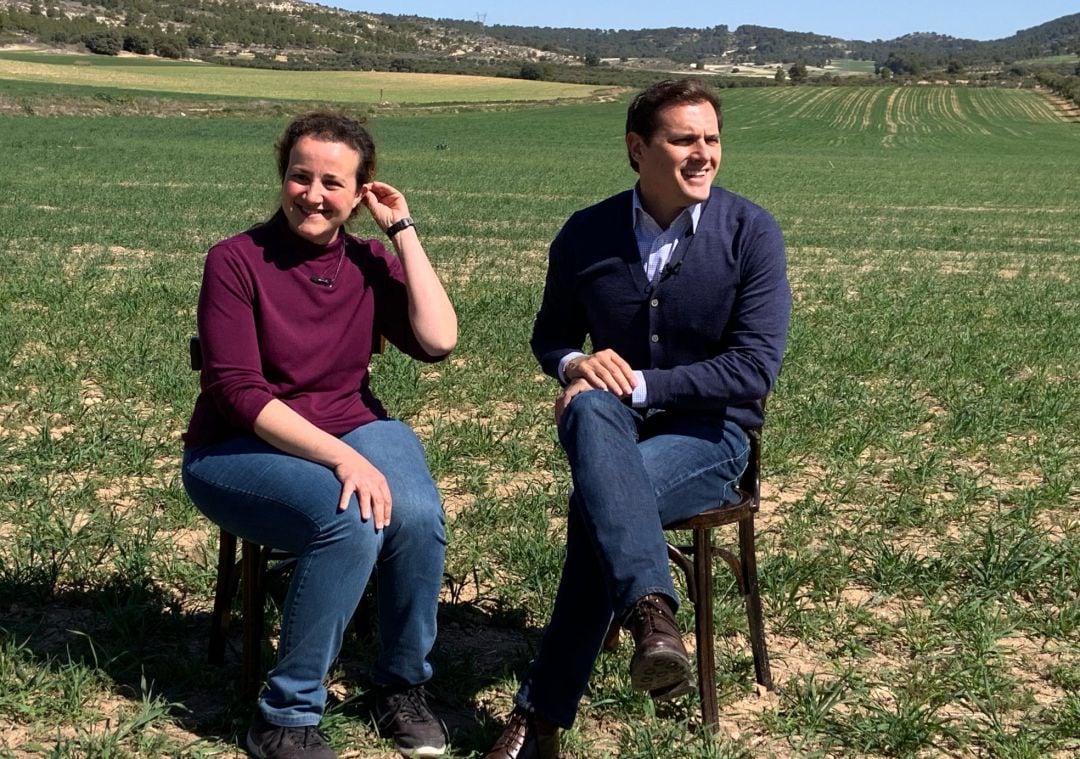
[
  {"x1": 630, "y1": 371, "x2": 647, "y2": 407},
  {"x1": 557, "y1": 351, "x2": 587, "y2": 384}
]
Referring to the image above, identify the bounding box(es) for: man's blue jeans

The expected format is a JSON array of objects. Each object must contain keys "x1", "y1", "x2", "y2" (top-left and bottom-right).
[
  {"x1": 182, "y1": 420, "x2": 446, "y2": 727},
  {"x1": 516, "y1": 390, "x2": 749, "y2": 728}
]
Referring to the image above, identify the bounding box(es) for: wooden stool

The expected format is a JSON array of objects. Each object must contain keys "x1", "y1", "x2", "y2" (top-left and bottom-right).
[
  {"x1": 605, "y1": 425, "x2": 773, "y2": 732},
  {"x1": 207, "y1": 532, "x2": 293, "y2": 700}
]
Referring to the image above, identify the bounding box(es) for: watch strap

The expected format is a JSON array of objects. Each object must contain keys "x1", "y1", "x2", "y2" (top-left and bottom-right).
[{"x1": 386, "y1": 216, "x2": 415, "y2": 238}]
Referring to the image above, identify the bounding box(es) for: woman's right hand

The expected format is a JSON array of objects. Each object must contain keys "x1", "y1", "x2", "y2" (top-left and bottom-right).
[
  {"x1": 252, "y1": 400, "x2": 394, "y2": 529},
  {"x1": 334, "y1": 451, "x2": 392, "y2": 529}
]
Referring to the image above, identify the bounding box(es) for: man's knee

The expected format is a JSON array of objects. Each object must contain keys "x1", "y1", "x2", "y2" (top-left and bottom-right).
[{"x1": 559, "y1": 388, "x2": 628, "y2": 429}]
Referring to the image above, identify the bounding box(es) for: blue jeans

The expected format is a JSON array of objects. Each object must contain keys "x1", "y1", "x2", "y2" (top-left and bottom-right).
[
  {"x1": 182, "y1": 420, "x2": 446, "y2": 727},
  {"x1": 516, "y1": 390, "x2": 749, "y2": 728}
]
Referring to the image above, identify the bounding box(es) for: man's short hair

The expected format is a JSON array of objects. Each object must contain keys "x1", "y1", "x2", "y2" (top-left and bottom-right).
[{"x1": 625, "y1": 79, "x2": 723, "y2": 172}]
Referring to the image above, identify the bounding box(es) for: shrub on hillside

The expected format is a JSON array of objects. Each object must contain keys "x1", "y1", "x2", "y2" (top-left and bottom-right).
[
  {"x1": 84, "y1": 29, "x2": 122, "y2": 55},
  {"x1": 123, "y1": 31, "x2": 153, "y2": 55},
  {"x1": 518, "y1": 62, "x2": 548, "y2": 80},
  {"x1": 155, "y1": 40, "x2": 183, "y2": 59}
]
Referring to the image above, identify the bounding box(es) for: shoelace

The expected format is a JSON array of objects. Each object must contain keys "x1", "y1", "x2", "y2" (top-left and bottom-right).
[
  {"x1": 628, "y1": 597, "x2": 675, "y2": 637},
  {"x1": 632, "y1": 598, "x2": 660, "y2": 621},
  {"x1": 387, "y1": 686, "x2": 433, "y2": 724},
  {"x1": 271, "y1": 725, "x2": 329, "y2": 750}
]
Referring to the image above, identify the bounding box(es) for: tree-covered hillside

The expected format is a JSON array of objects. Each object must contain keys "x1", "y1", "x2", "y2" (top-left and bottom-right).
[
  {"x1": 846, "y1": 14, "x2": 1080, "y2": 71},
  {"x1": 430, "y1": 20, "x2": 844, "y2": 66},
  {"x1": 0, "y1": 0, "x2": 1076, "y2": 85}
]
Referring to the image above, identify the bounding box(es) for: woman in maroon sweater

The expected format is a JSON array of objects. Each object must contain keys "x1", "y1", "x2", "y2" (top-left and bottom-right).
[{"x1": 182, "y1": 112, "x2": 456, "y2": 759}]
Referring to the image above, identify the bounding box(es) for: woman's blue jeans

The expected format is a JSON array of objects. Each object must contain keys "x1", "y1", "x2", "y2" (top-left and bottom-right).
[
  {"x1": 182, "y1": 420, "x2": 446, "y2": 727},
  {"x1": 516, "y1": 390, "x2": 749, "y2": 728}
]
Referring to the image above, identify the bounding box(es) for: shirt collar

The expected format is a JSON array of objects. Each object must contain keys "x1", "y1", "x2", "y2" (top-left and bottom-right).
[{"x1": 631, "y1": 186, "x2": 703, "y2": 235}]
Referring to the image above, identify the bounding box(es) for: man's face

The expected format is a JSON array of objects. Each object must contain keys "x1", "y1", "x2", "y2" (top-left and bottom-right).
[{"x1": 627, "y1": 101, "x2": 721, "y2": 226}]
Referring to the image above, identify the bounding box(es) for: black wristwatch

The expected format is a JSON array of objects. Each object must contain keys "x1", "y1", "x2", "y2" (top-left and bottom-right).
[{"x1": 386, "y1": 216, "x2": 415, "y2": 238}]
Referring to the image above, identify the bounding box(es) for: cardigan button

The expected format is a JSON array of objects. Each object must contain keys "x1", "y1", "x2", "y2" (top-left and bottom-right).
[
  {"x1": 650, "y1": 298, "x2": 659, "y2": 307},
  {"x1": 651, "y1": 334, "x2": 660, "y2": 343}
]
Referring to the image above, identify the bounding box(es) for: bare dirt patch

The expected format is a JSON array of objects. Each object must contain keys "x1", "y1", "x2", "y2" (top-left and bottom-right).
[
  {"x1": 438, "y1": 473, "x2": 476, "y2": 518},
  {"x1": 1034, "y1": 507, "x2": 1079, "y2": 543}
]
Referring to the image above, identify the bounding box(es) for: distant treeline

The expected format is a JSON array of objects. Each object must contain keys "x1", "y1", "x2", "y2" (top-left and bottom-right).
[
  {"x1": 212, "y1": 53, "x2": 787, "y2": 92},
  {"x1": 432, "y1": 20, "x2": 842, "y2": 67},
  {"x1": 437, "y1": 15, "x2": 1079, "y2": 69},
  {"x1": 847, "y1": 13, "x2": 1080, "y2": 66}
]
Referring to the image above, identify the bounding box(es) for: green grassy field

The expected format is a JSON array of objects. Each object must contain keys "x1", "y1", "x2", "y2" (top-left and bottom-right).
[
  {"x1": 0, "y1": 52, "x2": 607, "y2": 105},
  {"x1": 823, "y1": 59, "x2": 877, "y2": 75},
  {"x1": 0, "y1": 79, "x2": 1077, "y2": 758},
  {"x1": 1017, "y1": 54, "x2": 1078, "y2": 68}
]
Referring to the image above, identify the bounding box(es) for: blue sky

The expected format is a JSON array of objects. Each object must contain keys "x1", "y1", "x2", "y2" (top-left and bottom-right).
[{"x1": 333, "y1": 1, "x2": 1078, "y2": 42}]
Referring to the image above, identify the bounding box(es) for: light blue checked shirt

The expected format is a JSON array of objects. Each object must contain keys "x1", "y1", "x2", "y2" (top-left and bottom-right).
[{"x1": 558, "y1": 189, "x2": 704, "y2": 407}]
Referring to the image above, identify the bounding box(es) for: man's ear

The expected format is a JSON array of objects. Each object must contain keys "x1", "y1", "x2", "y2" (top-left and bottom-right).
[{"x1": 626, "y1": 132, "x2": 646, "y2": 163}]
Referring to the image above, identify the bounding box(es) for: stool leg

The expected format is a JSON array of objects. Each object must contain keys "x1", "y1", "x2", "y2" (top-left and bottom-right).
[
  {"x1": 241, "y1": 540, "x2": 266, "y2": 701},
  {"x1": 740, "y1": 515, "x2": 773, "y2": 690},
  {"x1": 692, "y1": 526, "x2": 719, "y2": 731},
  {"x1": 602, "y1": 618, "x2": 621, "y2": 653},
  {"x1": 208, "y1": 531, "x2": 237, "y2": 665}
]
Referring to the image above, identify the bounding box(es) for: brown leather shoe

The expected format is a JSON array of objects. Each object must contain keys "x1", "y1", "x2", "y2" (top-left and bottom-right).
[
  {"x1": 483, "y1": 707, "x2": 560, "y2": 759},
  {"x1": 624, "y1": 594, "x2": 691, "y2": 693}
]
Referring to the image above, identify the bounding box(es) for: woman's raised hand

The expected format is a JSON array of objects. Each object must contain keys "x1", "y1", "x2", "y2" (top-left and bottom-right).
[{"x1": 360, "y1": 181, "x2": 410, "y2": 234}]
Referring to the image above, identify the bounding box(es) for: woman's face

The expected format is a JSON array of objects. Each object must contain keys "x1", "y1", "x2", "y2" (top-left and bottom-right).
[{"x1": 280, "y1": 135, "x2": 363, "y2": 245}]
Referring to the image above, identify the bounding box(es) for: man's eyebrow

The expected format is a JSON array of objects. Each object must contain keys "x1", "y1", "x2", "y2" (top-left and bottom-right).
[{"x1": 667, "y1": 130, "x2": 720, "y2": 139}]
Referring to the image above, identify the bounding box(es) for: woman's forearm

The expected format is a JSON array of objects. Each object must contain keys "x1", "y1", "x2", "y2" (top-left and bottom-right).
[
  {"x1": 252, "y1": 398, "x2": 355, "y2": 469},
  {"x1": 390, "y1": 225, "x2": 458, "y2": 356}
]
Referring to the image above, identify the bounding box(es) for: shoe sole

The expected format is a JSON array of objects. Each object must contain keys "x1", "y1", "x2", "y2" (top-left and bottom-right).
[
  {"x1": 650, "y1": 677, "x2": 695, "y2": 701},
  {"x1": 398, "y1": 745, "x2": 446, "y2": 758},
  {"x1": 630, "y1": 648, "x2": 692, "y2": 692}
]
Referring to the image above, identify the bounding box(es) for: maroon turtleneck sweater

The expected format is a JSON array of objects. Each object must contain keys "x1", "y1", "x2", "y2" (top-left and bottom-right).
[{"x1": 184, "y1": 210, "x2": 443, "y2": 449}]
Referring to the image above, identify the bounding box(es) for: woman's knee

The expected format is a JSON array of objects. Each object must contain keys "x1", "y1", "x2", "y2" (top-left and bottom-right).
[
  {"x1": 388, "y1": 479, "x2": 445, "y2": 541},
  {"x1": 343, "y1": 421, "x2": 442, "y2": 520}
]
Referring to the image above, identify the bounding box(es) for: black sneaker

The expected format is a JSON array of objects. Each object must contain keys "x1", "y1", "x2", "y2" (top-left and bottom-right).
[
  {"x1": 245, "y1": 712, "x2": 338, "y2": 759},
  {"x1": 375, "y1": 684, "x2": 448, "y2": 757}
]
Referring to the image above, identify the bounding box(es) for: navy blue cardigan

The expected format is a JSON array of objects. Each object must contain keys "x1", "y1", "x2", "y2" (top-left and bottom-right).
[{"x1": 530, "y1": 186, "x2": 791, "y2": 430}]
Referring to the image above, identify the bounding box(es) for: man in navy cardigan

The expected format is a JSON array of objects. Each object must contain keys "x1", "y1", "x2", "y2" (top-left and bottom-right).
[{"x1": 485, "y1": 79, "x2": 791, "y2": 759}]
